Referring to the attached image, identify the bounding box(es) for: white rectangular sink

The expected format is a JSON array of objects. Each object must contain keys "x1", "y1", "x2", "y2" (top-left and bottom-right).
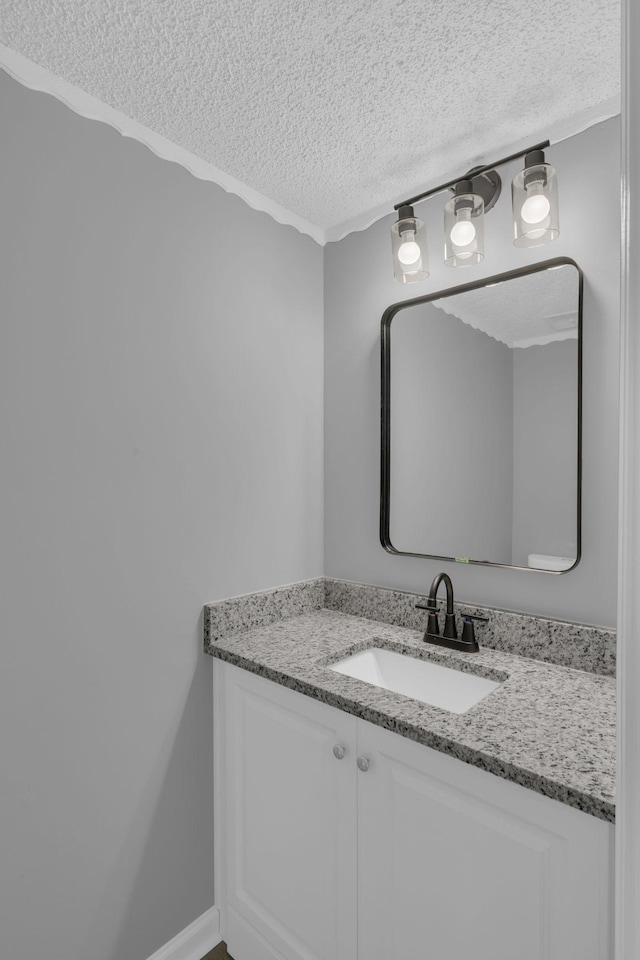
[{"x1": 329, "y1": 647, "x2": 501, "y2": 714}]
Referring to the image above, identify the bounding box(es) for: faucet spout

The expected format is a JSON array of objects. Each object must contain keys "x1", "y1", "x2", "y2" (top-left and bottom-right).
[{"x1": 428, "y1": 573, "x2": 457, "y2": 639}]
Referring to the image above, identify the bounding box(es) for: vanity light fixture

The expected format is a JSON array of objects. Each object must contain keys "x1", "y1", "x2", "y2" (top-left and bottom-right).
[
  {"x1": 391, "y1": 204, "x2": 429, "y2": 283},
  {"x1": 444, "y1": 180, "x2": 485, "y2": 266},
  {"x1": 512, "y1": 149, "x2": 559, "y2": 247},
  {"x1": 391, "y1": 139, "x2": 557, "y2": 283}
]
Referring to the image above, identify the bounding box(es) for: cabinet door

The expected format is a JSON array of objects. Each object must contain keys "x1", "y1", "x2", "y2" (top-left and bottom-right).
[
  {"x1": 221, "y1": 664, "x2": 358, "y2": 960},
  {"x1": 357, "y1": 719, "x2": 613, "y2": 960}
]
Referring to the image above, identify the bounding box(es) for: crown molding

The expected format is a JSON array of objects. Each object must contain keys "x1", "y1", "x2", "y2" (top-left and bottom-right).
[
  {"x1": 0, "y1": 43, "x2": 621, "y2": 250},
  {"x1": 0, "y1": 43, "x2": 325, "y2": 246}
]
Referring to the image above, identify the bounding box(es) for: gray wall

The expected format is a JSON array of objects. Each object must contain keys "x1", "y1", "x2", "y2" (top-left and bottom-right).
[
  {"x1": 512, "y1": 340, "x2": 578, "y2": 567},
  {"x1": 0, "y1": 73, "x2": 323, "y2": 960},
  {"x1": 0, "y1": 63, "x2": 620, "y2": 960},
  {"x1": 324, "y1": 117, "x2": 620, "y2": 627},
  {"x1": 390, "y1": 303, "x2": 513, "y2": 562}
]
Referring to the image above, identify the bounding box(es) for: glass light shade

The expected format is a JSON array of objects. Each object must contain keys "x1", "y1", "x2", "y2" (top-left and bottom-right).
[
  {"x1": 391, "y1": 216, "x2": 429, "y2": 283},
  {"x1": 444, "y1": 193, "x2": 484, "y2": 266},
  {"x1": 512, "y1": 162, "x2": 559, "y2": 247}
]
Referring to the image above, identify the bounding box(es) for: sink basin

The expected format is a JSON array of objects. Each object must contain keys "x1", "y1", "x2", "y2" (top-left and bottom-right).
[{"x1": 329, "y1": 647, "x2": 501, "y2": 714}]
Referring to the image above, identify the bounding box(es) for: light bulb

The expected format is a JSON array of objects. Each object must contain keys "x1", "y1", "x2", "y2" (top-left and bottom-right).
[
  {"x1": 521, "y1": 190, "x2": 550, "y2": 225},
  {"x1": 450, "y1": 218, "x2": 476, "y2": 247},
  {"x1": 397, "y1": 231, "x2": 421, "y2": 265},
  {"x1": 512, "y1": 155, "x2": 559, "y2": 248},
  {"x1": 391, "y1": 209, "x2": 429, "y2": 282}
]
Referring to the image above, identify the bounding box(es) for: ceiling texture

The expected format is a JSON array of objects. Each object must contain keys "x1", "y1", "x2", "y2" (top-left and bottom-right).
[
  {"x1": 0, "y1": 0, "x2": 620, "y2": 243},
  {"x1": 433, "y1": 265, "x2": 579, "y2": 348}
]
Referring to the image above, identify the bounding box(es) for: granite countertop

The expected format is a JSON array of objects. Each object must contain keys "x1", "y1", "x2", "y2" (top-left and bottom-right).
[{"x1": 205, "y1": 607, "x2": 616, "y2": 822}]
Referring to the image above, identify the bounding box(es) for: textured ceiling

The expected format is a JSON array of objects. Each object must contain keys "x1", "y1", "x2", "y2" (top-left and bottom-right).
[
  {"x1": 433, "y1": 265, "x2": 579, "y2": 348},
  {"x1": 0, "y1": 0, "x2": 620, "y2": 241}
]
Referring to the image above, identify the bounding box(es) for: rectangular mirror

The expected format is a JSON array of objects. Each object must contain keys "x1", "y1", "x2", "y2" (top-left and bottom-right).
[{"x1": 380, "y1": 258, "x2": 582, "y2": 574}]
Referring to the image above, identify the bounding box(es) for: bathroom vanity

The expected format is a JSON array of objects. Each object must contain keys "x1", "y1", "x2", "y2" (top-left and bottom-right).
[{"x1": 206, "y1": 581, "x2": 615, "y2": 960}]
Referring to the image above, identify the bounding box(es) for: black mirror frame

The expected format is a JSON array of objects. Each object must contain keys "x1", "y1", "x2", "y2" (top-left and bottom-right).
[{"x1": 380, "y1": 256, "x2": 583, "y2": 574}]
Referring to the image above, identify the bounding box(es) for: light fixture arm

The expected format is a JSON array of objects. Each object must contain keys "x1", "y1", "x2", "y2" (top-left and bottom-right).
[{"x1": 394, "y1": 139, "x2": 550, "y2": 212}]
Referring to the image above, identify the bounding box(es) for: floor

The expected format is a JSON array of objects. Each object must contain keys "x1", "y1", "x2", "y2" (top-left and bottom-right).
[{"x1": 202, "y1": 943, "x2": 232, "y2": 960}]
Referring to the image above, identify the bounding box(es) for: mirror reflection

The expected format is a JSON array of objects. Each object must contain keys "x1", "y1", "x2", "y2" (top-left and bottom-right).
[{"x1": 381, "y1": 259, "x2": 581, "y2": 573}]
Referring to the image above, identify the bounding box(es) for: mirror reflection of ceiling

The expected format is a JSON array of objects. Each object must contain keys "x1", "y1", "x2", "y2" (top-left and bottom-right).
[
  {"x1": 433, "y1": 267, "x2": 579, "y2": 348},
  {"x1": 0, "y1": 0, "x2": 620, "y2": 241}
]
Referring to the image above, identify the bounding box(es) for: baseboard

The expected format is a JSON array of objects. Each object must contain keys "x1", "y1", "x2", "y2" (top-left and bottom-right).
[{"x1": 146, "y1": 906, "x2": 221, "y2": 960}]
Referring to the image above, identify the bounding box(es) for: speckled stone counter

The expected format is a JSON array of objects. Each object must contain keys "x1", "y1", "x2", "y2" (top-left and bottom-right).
[{"x1": 205, "y1": 607, "x2": 616, "y2": 823}]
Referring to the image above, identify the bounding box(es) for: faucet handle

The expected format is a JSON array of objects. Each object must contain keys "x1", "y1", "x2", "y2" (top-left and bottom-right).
[
  {"x1": 415, "y1": 602, "x2": 440, "y2": 637},
  {"x1": 460, "y1": 614, "x2": 488, "y2": 651},
  {"x1": 415, "y1": 596, "x2": 445, "y2": 611}
]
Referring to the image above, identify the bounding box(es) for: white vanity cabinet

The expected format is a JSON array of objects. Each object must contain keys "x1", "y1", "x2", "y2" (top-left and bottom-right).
[
  {"x1": 215, "y1": 662, "x2": 613, "y2": 960},
  {"x1": 218, "y1": 663, "x2": 358, "y2": 960},
  {"x1": 357, "y1": 721, "x2": 613, "y2": 960}
]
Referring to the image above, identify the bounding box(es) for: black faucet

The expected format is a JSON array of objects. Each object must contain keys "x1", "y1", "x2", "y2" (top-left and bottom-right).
[{"x1": 415, "y1": 572, "x2": 486, "y2": 653}]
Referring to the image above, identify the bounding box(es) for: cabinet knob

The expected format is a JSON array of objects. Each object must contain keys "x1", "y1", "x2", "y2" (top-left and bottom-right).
[
  {"x1": 333, "y1": 744, "x2": 346, "y2": 760},
  {"x1": 357, "y1": 756, "x2": 370, "y2": 773}
]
